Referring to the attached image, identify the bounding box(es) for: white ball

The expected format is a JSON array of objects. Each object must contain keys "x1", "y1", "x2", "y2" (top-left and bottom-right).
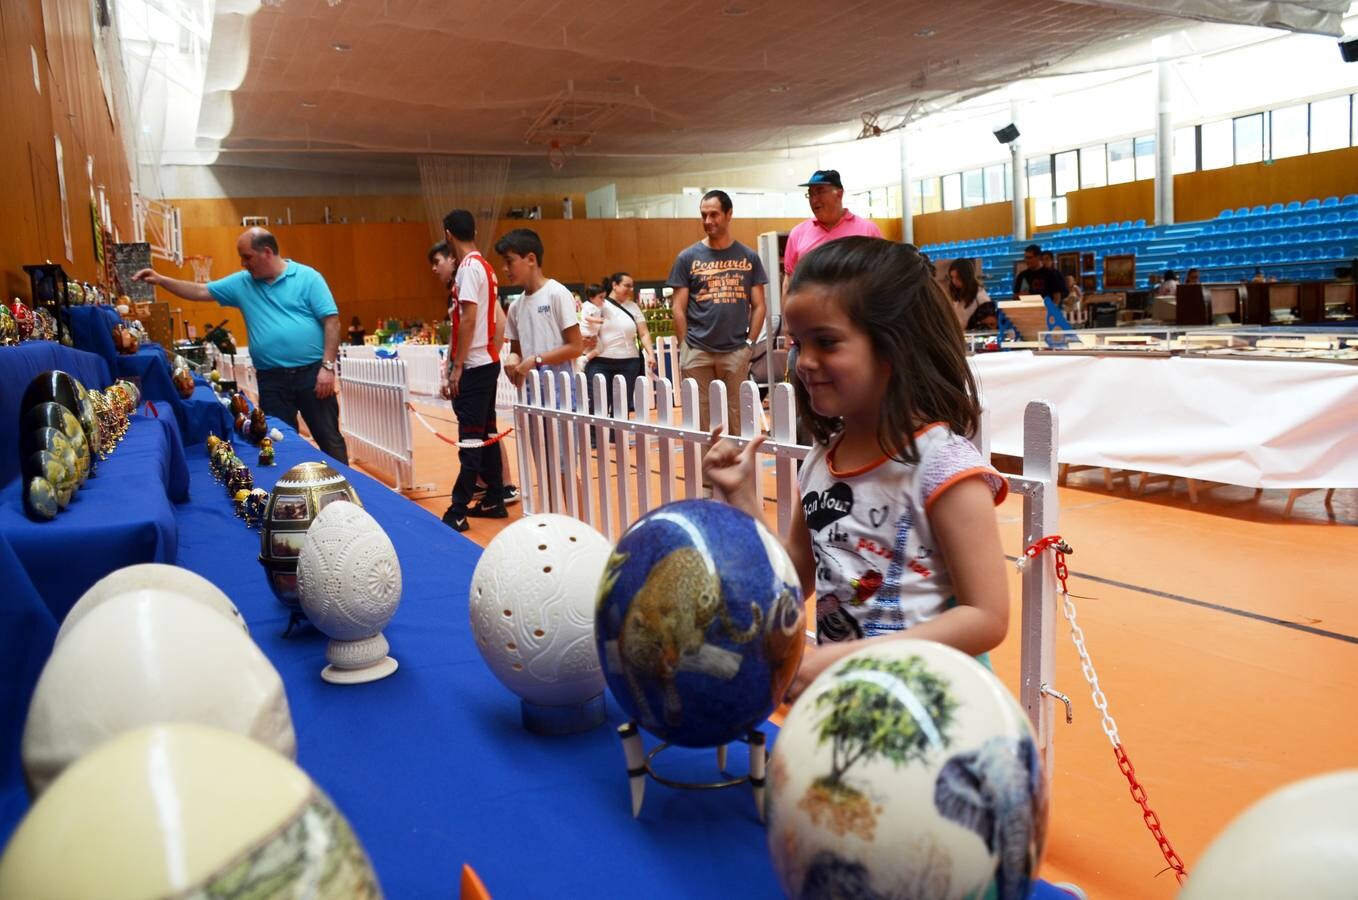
[
  {"x1": 22, "y1": 591, "x2": 296, "y2": 796},
  {"x1": 469, "y1": 514, "x2": 611, "y2": 706},
  {"x1": 59, "y1": 563, "x2": 247, "y2": 644},
  {"x1": 1180, "y1": 770, "x2": 1358, "y2": 899},
  {"x1": 297, "y1": 501, "x2": 402, "y2": 641}
]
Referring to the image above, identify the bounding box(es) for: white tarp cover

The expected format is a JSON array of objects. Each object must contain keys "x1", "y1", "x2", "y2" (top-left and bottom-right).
[
  {"x1": 972, "y1": 352, "x2": 1358, "y2": 489},
  {"x1": 1069, "y1": 0, "x2": 1350, "y2": 36}
]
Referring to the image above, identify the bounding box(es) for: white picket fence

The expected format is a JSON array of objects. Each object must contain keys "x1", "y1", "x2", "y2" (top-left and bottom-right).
[
  {"x1": 341, "y1": 343, "x2": 518, "y2": 411},
  {"x1": 337, "y1": 357, "x2": 418, "y2": 492},
  {"x1": 513, "y1": 370, "x2": 1063, "y2": 779}
]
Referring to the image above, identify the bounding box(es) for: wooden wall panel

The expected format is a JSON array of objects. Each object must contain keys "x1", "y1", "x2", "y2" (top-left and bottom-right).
[
  {"x1": 1064, "y1": 180, "x2": 1154, "y2": 229},
  {"x1": 913, "y1": 202, "x2": 1012, "y2": 246},
  {"x1": 1173, "y1": 146, "x2": 1358, "y2": 222},
  {"x1": 0, "y1": 0, "x2": 134, "y2": 301}
]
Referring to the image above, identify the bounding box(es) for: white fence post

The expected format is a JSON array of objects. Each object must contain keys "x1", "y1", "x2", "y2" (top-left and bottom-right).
[{"x1": 337, "y1": 356, "x2": 421, "y2": 492}]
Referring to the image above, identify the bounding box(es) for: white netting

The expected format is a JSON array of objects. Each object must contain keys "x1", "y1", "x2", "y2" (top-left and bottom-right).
[
  {"x1": 188, "y1": 255, "x2": 213, "y2": 283},
  {"x1": 417, "y1": 156, "x2": 511, "y2": 248}
]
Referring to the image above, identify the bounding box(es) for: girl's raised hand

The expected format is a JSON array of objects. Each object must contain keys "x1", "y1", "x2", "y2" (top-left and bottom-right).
[{"x1": 703, "y1": 426, "x2": 765, "y2": 512}]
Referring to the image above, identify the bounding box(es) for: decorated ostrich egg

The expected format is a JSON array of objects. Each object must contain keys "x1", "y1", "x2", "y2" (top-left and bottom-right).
[
  {"x1": 260, "y1": 462, "x2": 362, "y2": 617},
  {"x1": 768, "y1": 641, "x2": 1046, "y2": 900},
  {"x1": 21, "y1": 591, "x2": 295, "y2": 796},
  {"x1": 297, "y1": 501, "x2": 402, "y2": 684},
  {"x1": 469, "y1": 514, "x2": 612, "y2": 728},
  {"x1": 595, "y1": 499, "x2": 805, "y2": 748},
  {"x1": 58, "y1": 563, "x2": 247, "y2": 644},
  {"x1": 1179, "y1": 770, "x2": 1358, "y2": 899},
  {"x1": 0, "y1": 724, "x2": 381, "y2": 900}
]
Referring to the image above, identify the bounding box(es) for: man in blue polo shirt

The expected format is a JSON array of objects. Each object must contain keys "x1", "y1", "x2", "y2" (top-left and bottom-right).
[{"x1": 134, "y1": 227, "x2": 349, "y2": 463}]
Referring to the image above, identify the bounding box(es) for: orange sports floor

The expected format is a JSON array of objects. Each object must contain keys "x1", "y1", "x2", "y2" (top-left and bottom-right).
[{"x1": 347, "y1": 398, "x2": 1357, "y2": 899}]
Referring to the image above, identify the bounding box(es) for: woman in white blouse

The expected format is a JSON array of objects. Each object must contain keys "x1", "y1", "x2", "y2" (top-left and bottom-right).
[{"x1": 581, "y1": 272, "x2": 654, "y2": 417}]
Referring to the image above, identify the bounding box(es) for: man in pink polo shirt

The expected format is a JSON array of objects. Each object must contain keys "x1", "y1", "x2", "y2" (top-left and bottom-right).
[{"x1": 781, "y1": 169, "x2": 883, "y2": 293}]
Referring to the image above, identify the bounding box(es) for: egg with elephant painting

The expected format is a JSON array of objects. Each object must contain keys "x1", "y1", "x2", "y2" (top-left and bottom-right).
[
  {"x1": 594, "y1": 499, "x2": 805, "y2": 748},
  {"x1": 767, "y1": 641, "x2": 1046, "y2": 900}
]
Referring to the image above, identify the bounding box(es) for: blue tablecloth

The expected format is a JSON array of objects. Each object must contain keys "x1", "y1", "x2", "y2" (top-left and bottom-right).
[
  {"x1": 0, "y1": 531, "x2": 55, "y2": 841},
  {"x1": 0, "y1": 420, "x2": 1073, "y2": 899},
  {"x1": 0, "y1": 405, "x2": 187, "y2": 623},
  {"x1": 66, "y1": 305, "x2": 123, "y2": 371},
  {"x1": 0, "y1": 343, "x2": 111, "y2": 487},
  {"x1": 113, "y1": 346, "x2": 232, "y2": 446}
]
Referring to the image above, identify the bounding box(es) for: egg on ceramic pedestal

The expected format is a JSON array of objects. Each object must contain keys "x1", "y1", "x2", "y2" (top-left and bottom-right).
[
  {"x1": 21, "y1": 590, "x2": 295, "y2": 796},
  {"x1": 767, "y1": 641, "x2": 1047, "y2": 900},
  {"x1": 297, "y1": 501, "x2": 402, "y2": 684},
  {"x1": 469, "y1": 513, "x2": 613, "y2": 734},
  {"x1": 58, "y1": 563, "x2": 247, "y2": 645},
  {"x1": 0, "y1": 724, "x2": 381, "y2": 900}
]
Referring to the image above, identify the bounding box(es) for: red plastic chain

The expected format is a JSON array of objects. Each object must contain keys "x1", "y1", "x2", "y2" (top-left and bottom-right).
[{"x1": 1023, "y1": 534, "x2": 1188, "y2": 887}]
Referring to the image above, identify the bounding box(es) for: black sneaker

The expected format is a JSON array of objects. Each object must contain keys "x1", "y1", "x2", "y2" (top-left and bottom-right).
[
  {"x1": 441, "y1": 508, "x2": 470, "y2": 532},
  {"x1": 501, "y1": 485, "x2": 520, "y2": 506},
  {"x1": 466, "y1": 501, "x2": 508, "y2": 519}
]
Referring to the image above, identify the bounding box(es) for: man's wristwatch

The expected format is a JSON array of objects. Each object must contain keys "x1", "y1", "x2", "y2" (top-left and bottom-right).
[
  {"x1": 535, "y1": 355, "x2": 544, "y2": 367},
  {"x1": 320, "y1": 359, "x2": 335, "y2": 372}
]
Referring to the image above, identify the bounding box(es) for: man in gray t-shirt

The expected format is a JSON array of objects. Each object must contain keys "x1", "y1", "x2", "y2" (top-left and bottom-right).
[{"x1": 666, "y1": 190, "x2": 767, "y2": 433}]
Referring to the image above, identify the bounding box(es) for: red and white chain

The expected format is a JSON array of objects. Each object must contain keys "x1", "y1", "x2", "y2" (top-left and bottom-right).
[{"x1": 1021, "y1": 534, "x2": 1187, "y2": 886}]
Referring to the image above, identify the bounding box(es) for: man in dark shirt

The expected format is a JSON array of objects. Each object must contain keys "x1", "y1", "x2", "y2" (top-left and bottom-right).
[{"x1": 1012, "y1": 244, "x2": 1068, "y2": 300}]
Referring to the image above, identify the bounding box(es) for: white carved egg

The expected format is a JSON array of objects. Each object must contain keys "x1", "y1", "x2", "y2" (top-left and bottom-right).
[
  {"x1": 469, "y1": 514, "x2": 612, "y2": 706},
  {"x1": 22, "y1": 591, "x2": 296, "y2": 796},
  {"x1": 297, "y1": 501, "x2": 402, "y2": 641},
  {"x1": 0, "y1": 724, "x2": 382, "y2": 900},
  {"x1": 58, "y1": 563, "x2": 247, "y2": 644}
]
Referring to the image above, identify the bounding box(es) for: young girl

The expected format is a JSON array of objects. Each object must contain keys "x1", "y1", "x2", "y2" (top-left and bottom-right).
[{"x1": 705, "y1": 236, "x2": 1010, "y2": 701}]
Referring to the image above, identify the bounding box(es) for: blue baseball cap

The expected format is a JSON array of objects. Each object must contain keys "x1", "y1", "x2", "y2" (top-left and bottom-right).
[{"x1": 799, "y1": 170, "x2": 843, "y2": 189}]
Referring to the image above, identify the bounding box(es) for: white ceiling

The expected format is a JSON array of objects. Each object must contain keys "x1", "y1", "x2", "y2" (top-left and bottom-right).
[{"x1": 199, "y1": 0, "x2": 1351, "y2": 179}]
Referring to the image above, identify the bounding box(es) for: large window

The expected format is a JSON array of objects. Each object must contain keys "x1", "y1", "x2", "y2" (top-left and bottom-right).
[
  {"x1": 1026, "y1": 156, "x2": 1052, "y2": 199},
  {"x1": 982, "y1": 163, "x2": 1009, "y2": 203},
  {"x1": 962, "y1": 169, "x2": 985, "y2": 208},
  {"x1": 1053, "y1": 150, "x2": 1079, "y2": 196},
  {"x1": 1233, "y1": 113, "x2": 1265, "y2": 164},
  {"x1": 1269, "y1": 104, "x2": 1308, "y2": 159},
  {"x1": 917, "y1": 177, "x2": 941, "y2": 214},
  {"x1": 1106, "y1": 139, "x2": 1135, "y2": 184},
  {"x1": 1079, "y1": 145, "x2": 1107, "y2": 188},
  {"x1": 1310, "y1": 94, "x2": 1350, "y2": 152},
  {"x1": 941, "y1": 172, "x2": 962, "y2": 211},
  {"x1": 1200, "y1": 119, "x2": 1233, "y2": 170},
  {"x1": 1172, "y1": 126, "x2": 1197, "y2": 174},
  {"x1": 1134, "y1": 136, "x2": 1156, "y2": 180}
]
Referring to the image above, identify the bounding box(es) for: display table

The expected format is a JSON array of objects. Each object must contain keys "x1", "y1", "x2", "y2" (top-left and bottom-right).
[
  {"x1": 972, "y1": 351, "x2": 1358, "y2": 489},
  {"x1": 0, "y1": 403, "x2": 188, "y2": 622},
  {"x1": 65, "y1": 305, "x2": 123, "y2": 371},
  {"x1": 1, "y1": 416, "x2": 1071, "y2": 898}
]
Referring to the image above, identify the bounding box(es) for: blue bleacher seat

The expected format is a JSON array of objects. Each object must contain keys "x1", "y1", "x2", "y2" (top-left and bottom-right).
[
  {"x1": 1327, "y1": 246, "x2": 1344, "y2": 258},
  {"x1": 1236, "y1": 207, "x2": 1249, "y2": 217},
  {"x1": 1324, "y1": 227, "x2": 1342, "y2": 240},
  {"x1": 1264, "y1": 233, "x2": 1283, "y2": 246},
  {"x1": 1302, "y1": 199, "x2": 1320, "y2": 210},
  {"x1": 1321, "y1": 196, "x2": 1339, "y2": 208},
  {"x1": 1134, "y1": 219, "x2": 1146, "y2": 228},
  {"x1": 1342, "y1": 208, "x2": 1358, "y2": 223},
  {"x1": 1342, "y1": 194, "x2": 1358, "y2": 206},
  {"x1": 1250, "y1": 205, "x2": 1266, "y2": 216},
  {"x1": 1267, "y1": 251, "x2": 1284, "y2": 263},
  {"x1": 1248, "y1": 235, "x2": 1264, "y2": 247},
  {"x1": 1301, "y1": 212, "x2": 1320, "y2": 226},
  {"x1": 1345, "y1": 225, "x2": 1358, "y2": 239},
  {"x1": 1322, "y1": 211, "x2": 1341, "y2": 224},
  {"x1": 1283, "y1": 249, "x2": 1301, "y2": 262},
  {"x1": 1285, "y1": 201, "x2": 1301, "y2": 212},
  {"x1": 1218, "y1": 208, "x2": 1233, "y2": 218},
  {"x1": 1267, "y1": 203, "x2": 1284, "y2": 214}
]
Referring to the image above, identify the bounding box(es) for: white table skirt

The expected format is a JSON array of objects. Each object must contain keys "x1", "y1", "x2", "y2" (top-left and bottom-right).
[{"x1": 971, "y1": 351, "x2": 1358, "y2": 489}]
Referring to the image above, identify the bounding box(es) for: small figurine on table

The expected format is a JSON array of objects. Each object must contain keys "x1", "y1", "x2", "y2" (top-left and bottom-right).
[
  {"x1": 258, "y1": 437, "x2": 276, "y2": 467},
  {"x1": 246, "y1": 407, "x2": 268, "y2": 445},
  {"x1": 244, "y1": 488, "x2": 268, "y2": 528},
  {"x1": 233, "y1": 489, "x2": 249, "y2": 518}
]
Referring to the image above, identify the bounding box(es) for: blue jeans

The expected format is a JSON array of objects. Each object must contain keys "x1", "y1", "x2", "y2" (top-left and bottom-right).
[{"x1": 255, "y1": 361, "x2": 349, "y2": 464}]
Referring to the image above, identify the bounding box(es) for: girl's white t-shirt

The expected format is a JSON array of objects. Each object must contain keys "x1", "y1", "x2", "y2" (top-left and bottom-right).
[{"x1": 798, "y1": 424, "x2": 1007, "y2": 643}]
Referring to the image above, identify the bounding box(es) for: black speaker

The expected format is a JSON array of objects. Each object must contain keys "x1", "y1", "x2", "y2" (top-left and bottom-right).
[
  {"x1": 993, "y1": 123, "x2": 1020, "y2": 144},
  {"x1": 1341, "y1": 36, "x2": 1358, "y2": 62}
]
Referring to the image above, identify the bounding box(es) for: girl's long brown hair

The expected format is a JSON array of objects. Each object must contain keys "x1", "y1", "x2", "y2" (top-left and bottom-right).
[{"x1": 789, "y1": 236, "x2": 980, "y2": 464}]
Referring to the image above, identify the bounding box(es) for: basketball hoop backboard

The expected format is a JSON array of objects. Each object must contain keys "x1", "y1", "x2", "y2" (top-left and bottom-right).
[
  {"x1": 187, "y1": 255, "x2": 214, "y2": 284},
  {"x1": 242, "y1": 216, "x2": 269, "y2": 227}
]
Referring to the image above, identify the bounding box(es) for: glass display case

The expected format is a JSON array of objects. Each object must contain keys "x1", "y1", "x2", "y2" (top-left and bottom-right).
[{"x1": 1032, "y1": 325, "x2": 1358, "y2": 362}]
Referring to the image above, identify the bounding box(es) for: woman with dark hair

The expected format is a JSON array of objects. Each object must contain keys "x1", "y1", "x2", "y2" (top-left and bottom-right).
[
  {"x1": 347, "y1": 315, "x2": 365, "y2": 345},
  {"x1": 582, "y1": 272, "x2": 654, "y2": 416},
  {"x1": 946, "y1": 259, "x2": 994, "y2": 331}
]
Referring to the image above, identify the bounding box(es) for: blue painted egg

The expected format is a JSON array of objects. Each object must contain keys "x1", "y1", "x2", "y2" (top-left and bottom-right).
[{"x1": 594, "y1": 499, "x2": 805, "y2": 748}]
